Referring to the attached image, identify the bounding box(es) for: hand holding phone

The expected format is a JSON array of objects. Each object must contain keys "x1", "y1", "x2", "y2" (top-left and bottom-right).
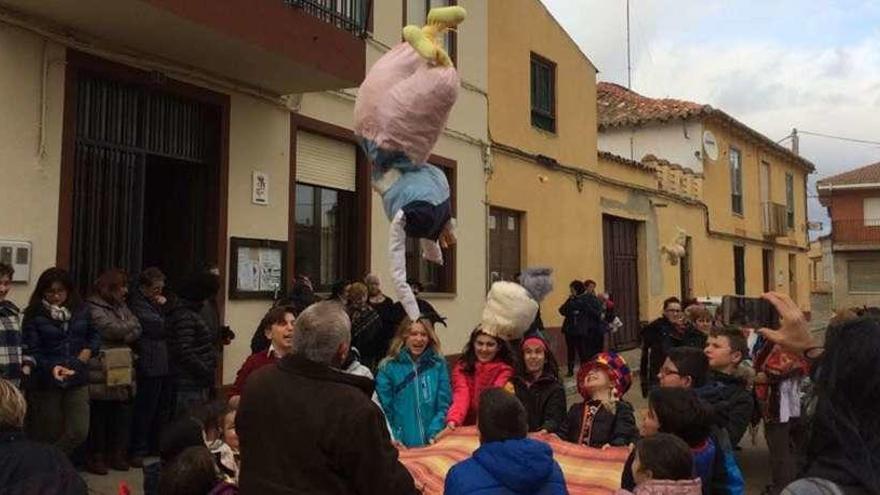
[{"x1": 721, "y1": 295, "x2": 780, "y2": 329}]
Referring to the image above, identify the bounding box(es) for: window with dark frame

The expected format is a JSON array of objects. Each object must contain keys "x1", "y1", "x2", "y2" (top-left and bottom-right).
[
  {"x1": 734, "y1": 245, "x2": 746, "y2": 295},
  {"x1": 848, "y1": 260, "x2": 880, "y2": 293},
  {"x1": 404, "y1": 0, "x2": 457, "y2": 66},
  {"x1": 729, "y1": 147, "x2": 743, "y2": 215},
  {"x1": 530, "y1": 53, "x2": 556, "y2": 133},
  {"x1": 403, "y1": 162, "x2": 456, "y2": 293},
  {"x1": 294, "y1": 183, "x2": 356, "y2": 292},
  {"x1": 785, "y1": 172, "x2": 795, "y2": 230}
]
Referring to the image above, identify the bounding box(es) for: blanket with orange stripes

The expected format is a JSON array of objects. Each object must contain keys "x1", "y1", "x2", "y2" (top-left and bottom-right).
[{"x1": 397, "y1": 426, "x2": 630, "y2": 494}]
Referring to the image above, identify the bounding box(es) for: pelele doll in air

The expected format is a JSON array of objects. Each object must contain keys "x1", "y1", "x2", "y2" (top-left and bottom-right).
[{"x1": 353, "y1": 6, "x2": 466, "y2": 322}]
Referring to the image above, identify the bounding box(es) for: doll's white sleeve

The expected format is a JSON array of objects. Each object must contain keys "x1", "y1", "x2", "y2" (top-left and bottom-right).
[{"x1": 390, "y1": 210, "x2": 421, "y2": 321}]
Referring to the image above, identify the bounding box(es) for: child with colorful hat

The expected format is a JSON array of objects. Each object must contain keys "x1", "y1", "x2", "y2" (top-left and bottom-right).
[{"x1": 559, "y1": 352, "x2": 639, "y2": 448}]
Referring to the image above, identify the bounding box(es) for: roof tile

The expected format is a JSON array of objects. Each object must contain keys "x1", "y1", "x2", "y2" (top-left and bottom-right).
[
  {"x1": 817, "y1": 161, "x2": 880, "y2": 186},
  {"x1": 597, "y1": 82, "x2": 710, "y2": 129}
]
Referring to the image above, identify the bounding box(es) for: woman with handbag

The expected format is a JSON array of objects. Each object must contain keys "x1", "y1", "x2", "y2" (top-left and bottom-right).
[{"x1": 85, "y1": 269, "x2": 142, "y2": 474}]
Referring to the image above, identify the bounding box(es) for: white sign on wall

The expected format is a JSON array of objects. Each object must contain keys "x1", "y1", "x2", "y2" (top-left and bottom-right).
[
  {"x1": 252, "y1": 171, "x2": 269, "y2": 205},
  {"x1": 0, "y1": 240, "x2": 31, "y2": 282}
]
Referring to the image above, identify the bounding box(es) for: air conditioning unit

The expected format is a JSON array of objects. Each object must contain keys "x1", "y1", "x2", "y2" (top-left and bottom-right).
[{"x1": 0, "y1": 240, "x2": 32, "y2": 282}]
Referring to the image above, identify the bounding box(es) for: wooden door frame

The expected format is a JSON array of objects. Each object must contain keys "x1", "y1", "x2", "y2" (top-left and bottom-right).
[{"x1": 58, "y1": 49, "x2": 230, "y2": 314}]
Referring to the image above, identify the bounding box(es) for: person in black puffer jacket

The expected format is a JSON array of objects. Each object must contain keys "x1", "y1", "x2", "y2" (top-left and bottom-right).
[
  {"x1": 22, "y1": 267, "x2": 100, "y2": 457},
  {"x1": 129, "y1": 268, "x2": 173, "y2": 466},
  {"x1": 165, "y1": 272, "x2": 218, "y2": 418},
  {"x1": 559, "y1": 280, "x2": 605, "y2": 376}
]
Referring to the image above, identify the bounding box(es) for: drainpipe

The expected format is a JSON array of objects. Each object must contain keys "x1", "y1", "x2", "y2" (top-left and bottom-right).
[{"x1": 483, "y1": 141, "x2": 493, "y2": 294}]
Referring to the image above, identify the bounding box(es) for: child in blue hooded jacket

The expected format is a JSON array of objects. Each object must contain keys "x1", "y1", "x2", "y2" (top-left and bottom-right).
[
  {"x1": 375, "y1": 318, "x2": 451, "y2": 447},
  {"x1": 444, "y1": 387, "x2": 568, "y2": 495}
]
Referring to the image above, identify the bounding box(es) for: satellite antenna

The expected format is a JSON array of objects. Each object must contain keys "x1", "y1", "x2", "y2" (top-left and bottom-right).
[{"x1": 702, "y1": 130, "x2": 719, "y2": 161}]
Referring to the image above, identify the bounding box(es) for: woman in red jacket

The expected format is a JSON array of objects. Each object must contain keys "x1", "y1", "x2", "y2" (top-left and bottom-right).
[{"x1": 445, "y1": 328, "x2": 515, "y2": 429}]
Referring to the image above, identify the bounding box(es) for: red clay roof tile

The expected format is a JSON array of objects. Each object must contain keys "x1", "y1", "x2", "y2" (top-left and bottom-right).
[{"x1": 817, "y1": 161, "x2": 880, "y2": 186}]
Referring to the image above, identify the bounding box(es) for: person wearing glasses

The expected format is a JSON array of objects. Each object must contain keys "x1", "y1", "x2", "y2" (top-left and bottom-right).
[{"x1": 639, "y1": 297, "x2": 683, "y2": 398}]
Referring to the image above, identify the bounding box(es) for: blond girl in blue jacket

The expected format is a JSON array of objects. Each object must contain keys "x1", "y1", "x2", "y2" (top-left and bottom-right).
[{"x1": 375, "y1": 318, "x2": 451, "y2": 447}]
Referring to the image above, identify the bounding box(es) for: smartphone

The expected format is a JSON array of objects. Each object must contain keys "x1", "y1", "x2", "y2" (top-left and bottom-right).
[{"x1": 720, "y1": 295, "x2": 780, "y2": 329}]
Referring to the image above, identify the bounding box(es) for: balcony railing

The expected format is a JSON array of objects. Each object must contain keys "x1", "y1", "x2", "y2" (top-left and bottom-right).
[
  {"x1": 762, "y1": 201, "x2": 788, "y2": 237},
  {"x1": 831, "y1": 219, "x2": 880, "y2": 245},
  {"x1": 286, "y1": 0, "x2": 371, "y2": 36}
]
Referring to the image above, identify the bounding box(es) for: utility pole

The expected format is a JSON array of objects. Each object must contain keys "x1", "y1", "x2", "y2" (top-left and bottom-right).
[
  {"x1": 791, "y1": 128, "x2": 799, "y2": 155},
  {"x1": 626, "y1": 0, "x2": 632, "y2": 89}
]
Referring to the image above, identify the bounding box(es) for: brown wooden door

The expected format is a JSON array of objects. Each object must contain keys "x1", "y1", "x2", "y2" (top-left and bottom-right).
[
  {"x1": 489, "y1": 207, "x2": 522, "y2": 284},
  {"x1": 762, "y1": 249, "x2": 774, "y2": 293},
  {"x1": 603, "y1": 215, "x2": 640, "y2": 350}
]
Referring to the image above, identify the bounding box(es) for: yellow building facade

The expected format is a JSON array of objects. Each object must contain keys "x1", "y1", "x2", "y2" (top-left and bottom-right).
[{"x1": 487, "y1": 0, "x2": 814, "y2": 352}]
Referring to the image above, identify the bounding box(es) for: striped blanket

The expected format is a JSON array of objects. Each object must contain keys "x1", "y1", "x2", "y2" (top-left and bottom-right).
[{"x1": 398, "y1": 426, "x2": 630, "y2": 494}]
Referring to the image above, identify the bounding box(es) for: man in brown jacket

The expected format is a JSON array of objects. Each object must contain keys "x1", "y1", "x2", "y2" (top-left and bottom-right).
[{"x1": 237, "y1": 301, "x2": 417, "y2": 495}]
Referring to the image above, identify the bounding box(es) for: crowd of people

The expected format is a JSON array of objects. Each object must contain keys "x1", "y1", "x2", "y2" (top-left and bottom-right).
[{"x1": 0, "y1": 260, "x2": 878, "y2": 495}]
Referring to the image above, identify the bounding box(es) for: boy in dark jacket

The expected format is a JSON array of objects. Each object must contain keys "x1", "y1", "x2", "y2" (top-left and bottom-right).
[
  {"x1": 624, "y1": 388, "x2": 745, "y2": 495},
  {"x1": 699, "y1": 327, "x2": 754, "y2": 447},
  {"x1": 444, "y1": 387, "x2": 567, "y2": 495}
]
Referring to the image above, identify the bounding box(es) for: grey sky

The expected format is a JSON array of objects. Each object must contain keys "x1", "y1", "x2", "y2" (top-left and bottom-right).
[{"x1": 540, "y1": 0, "x2": 880, "y2": 235}]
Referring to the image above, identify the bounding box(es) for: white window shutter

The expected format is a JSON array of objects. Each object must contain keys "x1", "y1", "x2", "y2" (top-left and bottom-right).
[{"x1": 295, "y1": 131, "x2": 357, "y2": 192}]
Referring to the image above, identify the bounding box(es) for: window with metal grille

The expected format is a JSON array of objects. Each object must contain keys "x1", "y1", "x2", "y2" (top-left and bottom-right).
[
  {"x1": 530, "y1": 53, "x2": 556, "y2": 133},
  {"x1": 785, "y1": 172, "x2": 795, "y2": 230},
  {"x1": 734, "y1": 245, "x2": 746, "y2": 295},
  {"x1": 729, "y1": 147, "x2": 743, "y2": 215},
  {"x1": 404, "y1": 0, "x2": 457, "y2": 65},
  {"x1": 404, "y1": 160, "x2": 456, "y2": 293}
]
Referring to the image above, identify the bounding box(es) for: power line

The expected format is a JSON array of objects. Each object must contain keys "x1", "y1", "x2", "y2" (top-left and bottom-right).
[{"x1": 797, "y1": 130, "x2": 880, "y2": 146}]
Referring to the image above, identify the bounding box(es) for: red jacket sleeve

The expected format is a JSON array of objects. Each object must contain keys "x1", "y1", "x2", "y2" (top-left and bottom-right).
[
  {"x1": 231, "y1": 354, "x2": 257, "y2": 397},
  {"x1": 491, "y1": 364, "x2": 514, "y2": 387},
  {"x1": 446, "y1": 362, "x2": 471, "y2": 426}
]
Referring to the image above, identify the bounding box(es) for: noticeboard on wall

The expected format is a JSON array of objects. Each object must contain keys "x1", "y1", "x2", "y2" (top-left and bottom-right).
[{"x1": 229, "y1": 237, "x2": 287, "y2": 300}]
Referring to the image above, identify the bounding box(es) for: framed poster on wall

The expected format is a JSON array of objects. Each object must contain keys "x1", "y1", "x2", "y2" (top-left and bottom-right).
[{"x1": 229, "y1": 237, "x2": 287, "y2": 300}]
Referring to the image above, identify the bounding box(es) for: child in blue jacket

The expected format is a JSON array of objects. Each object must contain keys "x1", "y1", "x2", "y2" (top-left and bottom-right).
[
  {"x1": 375, "y1": 318, "x2": 451, "y2": 447},
  {"x1": 444, "y1": 388, "x2": 568, "y2": 495}
]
